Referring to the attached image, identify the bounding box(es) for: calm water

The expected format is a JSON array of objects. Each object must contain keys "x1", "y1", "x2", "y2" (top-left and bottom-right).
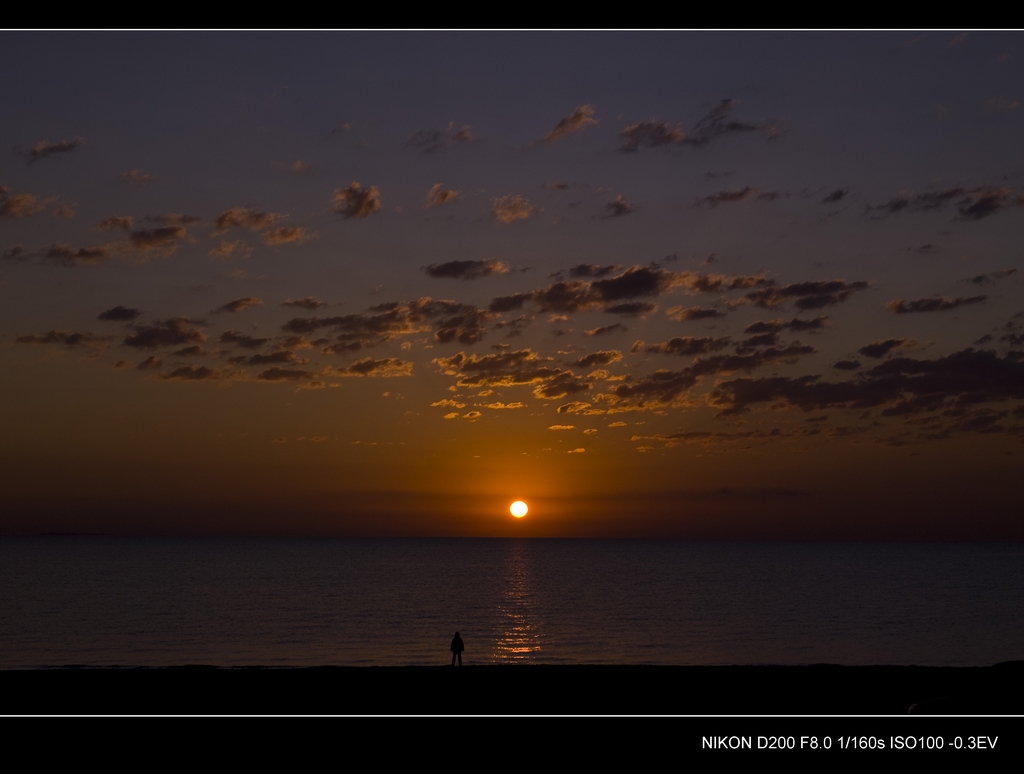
[{"x1": 1, "y1": 538, "x2": 1022, "y2": 668}]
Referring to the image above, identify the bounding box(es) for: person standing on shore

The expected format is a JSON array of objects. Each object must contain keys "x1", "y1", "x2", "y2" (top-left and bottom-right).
[{"x1": 450, "y1": 632, "x2": 464, "y2": 666}]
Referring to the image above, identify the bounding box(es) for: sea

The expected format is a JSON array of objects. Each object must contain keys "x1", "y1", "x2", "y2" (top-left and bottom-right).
[{"x1": 1, "y1": 537, "x2": 1021, "y2": 668}]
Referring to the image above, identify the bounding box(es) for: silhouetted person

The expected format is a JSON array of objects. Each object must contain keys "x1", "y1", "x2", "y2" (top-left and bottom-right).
[{"x1": 450, "y1": 632, "x2": 464, "y2": 666}]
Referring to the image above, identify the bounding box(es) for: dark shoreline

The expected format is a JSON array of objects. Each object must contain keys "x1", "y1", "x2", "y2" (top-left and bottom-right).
[{"x1": 3, "y1": 663, "x2": 1022, "y2": 715}]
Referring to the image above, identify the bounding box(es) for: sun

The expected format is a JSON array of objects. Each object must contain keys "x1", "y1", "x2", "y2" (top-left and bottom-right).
[{"x1": 510, "y1": 500, "x2": 528, "y2": 518}]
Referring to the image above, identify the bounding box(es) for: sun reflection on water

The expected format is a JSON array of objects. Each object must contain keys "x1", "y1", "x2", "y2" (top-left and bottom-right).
[{"x1": 492, "y1": 541, "x2": 542, "y2": 661}]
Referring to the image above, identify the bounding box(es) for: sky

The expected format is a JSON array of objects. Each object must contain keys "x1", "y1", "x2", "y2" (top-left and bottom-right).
[{"x1": 1, "y1": 30, "x2": 1023, "y2": 538}]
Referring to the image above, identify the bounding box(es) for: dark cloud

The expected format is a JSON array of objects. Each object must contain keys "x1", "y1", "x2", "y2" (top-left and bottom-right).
[
  {"x1": 2, "y1": 245, "x2": 27, "y2": 262},
  {"x1": 887, "y1": 296, "x2": 986, "y2": 314},
  {"x1": 25, "y1": 137, "x2": 83, "y2": 163},
  {"x1": 859, "y1": 339, "x2": 910, "y2": 359},
  {"x1": 492, "y1": 194, "x2": 539, "y2": 223},
  {"x1": 600, "y1": 195, "x2": 634, "y2": 219},
  {"x1": 965, "y1": 269, "x2": 1017, "y2": 284},
  {"x1": 98, "y1": 306, "x2": 141, "y2": 322},
  {"x1": 136, "y1": 355, "x2": 161, "y2": 370},
  {"x1": 678, "y1": 272, "x2": 770, "y2": 294},
  {"x1": 423, "y1": 259, "x2": 510, "y2": 280},
  {"x1": 15, "y1": 330, "x2": 110, "y2": 349},
  {"x1": 40, "y1": 243, "x2": 110, "y2": 267},
  {"x1": 425, "y1": 183, "x2": 459, "y2": 208},
  {"x1": 542, "y1": 182, "x2": 571, "y2": 191},
  {"x1": 282, "y1": 297, "x2": 327, "y2": 310},
  {"x1": 586, "y1": 324, "x2": 628, "y2": 336},
  {"x1": 119, "y1": 169, "x2": 154, "y2": 185},
  {"x1": 821, "y1": 189, "x2": 848, "y2": 204},
  {"x1": 128, "y1": 226, "x2": 186, "y2": 253},
  {"x1": 262, "y1": 226, "x2": 309, "y2": 245},
  {"x1": 743, "y1": 316, "x2": 830, "y2": 335},
  {"x1": 96, "y1": 215, "x2": 133, "y2": 231},
  {"x1": 864, "y1": 184, "x2": 966, "y2": 215},
  {"x1": 219, "y1": 330, "x2": 270, "y2": 349},
  {"x1": 745, "y1": 280, "x2": 868, "y2": 310},
  {"x1": 172, "y1": 345, "x2": 208, "y2": 357},
  {"x1": 433, "y1": 348, "x2": 588, "y2": 399},
  {"x1": 333, "y1": 182, "x2": 381, "y2": 219},
  {"x1": 666, "y1": 306, "x2": 726, "y2": 321},
  {"x1": 833, "y1": 360, "x2": 861, "y2": 370},
  {"x1": 334, "y1": 357, "x2": 413, "y2": 377},
  {"x1": 257, "y1": 367, "x2": 315, "y2": 382},
  {"x1": 406, "y1": 123, "x2": 473, "y2": 153},
  {"x1": 604, "y1": 301, "x2": 656, "y2": 317},
  {"x1": 574, "y1": 350, "x2": 622, "y2": 368},
  {"x1": 569, "y1": 263, "x2": 621, "y2": 278},
  {"x1": 543, "y1": 105, "x2": 598, "y2": 142},
  {"x1": 147, "y1": 214, "x2": 201, "y2": 226},
  {"x1": 229, "y1": 350, "x2": 304, "y2": 367},
  {"x1": 694, "y1": 186, "x2": 783, "y2": 208},
  {"x1": 283, "y1": 298, "x2": 491, "y2": 348},
  {"x1": 124, "y1": 318, "x2": 206, "y2": 350},
  {"x1": 215, "y1": 207, "x2": 279, "y2": 231},
  {"x1": 0, "y1": 193, "x2": 46, "y2": 218},
  {"x1": 208, "y1": 240, "x2": 251, "y2": 260},
  {"x1": 215, "y1": 297, "x2": 263, "y2": 314},
  {"x1": 708, "y1": 348, "x2": 1024, "y2": 421},
  {"x1": 162, "y1": 365, "x2": 221, "y2": 381},
  {"x1": 957, "y1": 186, "x2": 1024, "y2": 220},
  {"x1": 620, "y1": 99, "x2": 773, "y2": 153},
  {"x1": 639, "y1": 336, "x2": 733, "y2": 357}
]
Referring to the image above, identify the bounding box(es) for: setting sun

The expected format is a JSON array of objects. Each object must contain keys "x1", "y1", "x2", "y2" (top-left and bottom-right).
[{"x1": 510, "y1": 501, "x2": 528, "y2": 518}]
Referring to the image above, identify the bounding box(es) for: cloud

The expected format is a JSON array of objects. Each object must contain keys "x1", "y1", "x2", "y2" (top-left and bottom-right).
[
  {"x1": 229, "y1": 350, "x2": 305, "y2": 367},
  {"x1": 119, "y1": 169, "x2": 154, "y2": 185},
  {"x1": 887, "y1": 296, "x2": 986, "y2": 314},
  {"x1": 423, "y1": 259, "x2": 510, "y2": 280},
  {"x1": 96, "y1": 215, "x2": 133, "y2": 231},
  {"x1": 425, "y1": 184, "x2": 458, "y2": 208},
  {"x1": 743, "y1": 316, "x2": 830, "y2": 336},
  {"x1": 965, "y1": 269, "x2": 1017, "y2": 285},
  {"x1": 548, "y1": 425, "x2": 575, "y2": 430},
  {"x1": 574, "y1": 350, "x2": 622, "y2": 368},
  {"x1": 956, "y1": 187, "x2": 1024, "y2": 220},
  {"x1": 434, "y1": 348, "x2": 591, "y2": 399},
  {"x1": 745, "y1": 280, "x2": 868, "y2": 310},
  {"x1": 0, "y1": 193, "x2": 46, "y2": 218},
  {"x1": 136, "y1": 355, "x2": 161, "y2": 370},
  {"x1": 620, "y1": 99, "x2": 774, "y2": 153},
  {"x1": 406, "y1": 123, "x2": 473, "y2": 153},
  {"x1": 833, "y1": 360, "x2": 861, "y2": 370},
  {"x1": 39, "y1": 243, "x2": 110, "y2": 267},
  {"x1": 866, "y1": 187, "x2": 970, "y2": 218},
  {"x1": 858, "y1": 338, "x2": 911, "y2": 359},
  {"x1": 162, "y1": 365, "x2": 222, "y2": 381},
  {"x1": 208, "y1": 240, "x2": 252, "y2": 260},
  {"x1": 282, "y1": 297, "x2": 327, "y2": 310},
  {"x1": 256, "y1": 367, "x2": 315, "y2": 382},
  {"x1": 557, "y1": 401, "x2": 591, "y2": 414},
  {"x1": 543, "y1": 105, "x2": 598, "y2": 142},
  {"x1": 15, "y1": 330, "x2": 111, "y2": 351},
  {"x1": 98, "y1": 306, "x2": 141, "y2": 322},
  {"x1": 333, "y1": 182, "x2": 381, "y2": 219},
  {"x1": 821, "y1": 189, "x2": 848, "y2": 204},
  {"x1": 215, "y1": 297, "x2": 263, "y2": 314},
  {"x1": 147, "y1": 214, "x2": 201, "y2": 226},
  {"x1": 600, "y1": 195, "x2": 634, "y2": 219},
  {"x1": 492, "y1": 194, "x2": 539, "y2": 224},
  {"x1": 640, "y1": 336, "x2": 733, "y2": 357},
  {"x1": 284, "y1": 298, "x2": 491, "y2": 348},
  {"x1": 569, "y1": 264, "x2": 621, "y2": 278},
  {"x1": 219, "y1": 330, "x2": 270, "y2": 349},
  {"x1": 128, "y1": 226, "x2": 186, "y2": 253},
  {"x1": 335, "y1": 357, "x2": 413, "y2": 377},
  {"x1": 985, "y1": 96, "x2": 1020, "y2": 112},
  {"x1": 666, "y1": 306, "x2": 726, "y2": 321},
  {"x1": 484, "y1": 402, "x2": 524, "y2": 409},
  {"x1": 586, "y1": 324, "x2": 628, "y2": 336},
  {"x1": 620, "y1": 120, "x2": 687, "y2": 152},
  {"x1": 708, "y1": 348, "x2": 1024, "y2": 422},
  {"x1": 25, "y1": 137, "x2": 83, "y2": 163},
  {"x1": 262, "y1": 227, "x2": 309, "y2": 245},
  {"x1": 215, "y1": 207, "x2": 279, "y2": 231},
  {"x1": 124, "y1": 318, "x2": 206, "y2": 349},
  {"x1": 694, "y1": 186, "x2": 783, "y2": 208}
]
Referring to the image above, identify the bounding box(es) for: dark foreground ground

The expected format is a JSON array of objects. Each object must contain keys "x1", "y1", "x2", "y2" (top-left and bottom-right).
[{"x1": 3, "y1": 662, "x2": 1023, "y2": 715}]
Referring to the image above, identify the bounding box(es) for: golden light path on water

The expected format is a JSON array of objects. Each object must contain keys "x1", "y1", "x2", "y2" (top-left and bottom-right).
[{"x1": 493, "y1": 541, "x2": 542, "y2": 660}]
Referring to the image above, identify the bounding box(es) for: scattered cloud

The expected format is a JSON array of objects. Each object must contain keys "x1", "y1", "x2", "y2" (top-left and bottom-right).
[
  {"x1": 543, "y1": 105, "x2": 598, "y2": 143},
  {"x1": 208, "y1": 240, "x2": 252, "y2": 260},
  {"x1": 620, "y1": 120, "x2": 687, "y2": 152},
  {"x1": 215, "y1": 297, "x2": 263, "y2": 314},
  {"x1": 423, "y1": 259, "x2": 509, "y2": 281},
  {"x1": 965, "y1": 269, "x2": 1016, "y2": 285},
  {"x1": 215, "y1": 207, "x2": 279, "y2": 232},
  {"x1": 600, "y1": 195, "x2": 634, "y2": 219},
  {"x1": 574, "y1": 350, "x2": 622, "y2": 368},
  {"x1": 128, "y1": 226, "x2": 186, "y2": 254},
  {"x1": 262, "y1": 226, "x2": 310, "y2": 245},
  {"x1": 119, "y1": 169, "x2": 154, "y2": 185},
  {"x1": 334, "y1": 357, "x2": 413, "y2": 377},
  {"x1": 745, "y1": 279, "x2": 869, "y2": 310},
  {"x1": 124, "y1": 318, "x2": 206, "y2": 349},
  {"x1": 548, "y1": 424, "x2": 575, "y2": 430},
  {"x1": 694, "y1": 186, "x2": 783, "y2": 208},
  {"x1": 96, "y1": 215, "x2": 132, "y2": 231},
  {"x1": 821, "y1": 189, "x2": 848, "y2": 204},
  {"x1": 569, "y1": 264, "x2": 621, "y2": 278},
  {"x1": 858, "y1": 338, "x2": 911, "y2": 359},
  {"x1": 219, "y1": 330, "x2": 270, "y2": 349},
  {"x1": 887, "y1": 296, "x2": 986, "y2": 314},
  {"x1": 425, "y1": 183, "x2": 458, "y2": 208},
  {"x1": 666, "y1": 306, "x2": 726, "y2": 321},
  {"x1": 406, "y1": 123, "x2": 473, "y2": 153},
  {"x1": 0, "y1": 193, "x2": 47, "y2": 218},
  {"x1": 282, "y1": 297, "x2": 327, "y2": 310},
  {"x1": 586, "y1": 324, "x2": 628, "y2": 337},
  {"x1": 620, "y1": 100, "x2": 775, "y2": 153},
  {"x1": 15, "y1": 330, "x2": 111, "y2": 352},
  {"x1": 25, "y1": 137, "x2": 83, "y2": 163},
  {"x1": 162, "y1": 365, "x2": 222, "y2": 381},
  {"x1": 97, "y1": 306, "x2": 141, "y2": 322},
  {"x1": 333, "y1": 182, "x2": 381, "y2": 219},
  {"x1": 492, "y1": 194, "x2": 539, "y2": 224},
  {"x1": 957, "y1": 186, "x2": 1024, "y2": 220}
]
